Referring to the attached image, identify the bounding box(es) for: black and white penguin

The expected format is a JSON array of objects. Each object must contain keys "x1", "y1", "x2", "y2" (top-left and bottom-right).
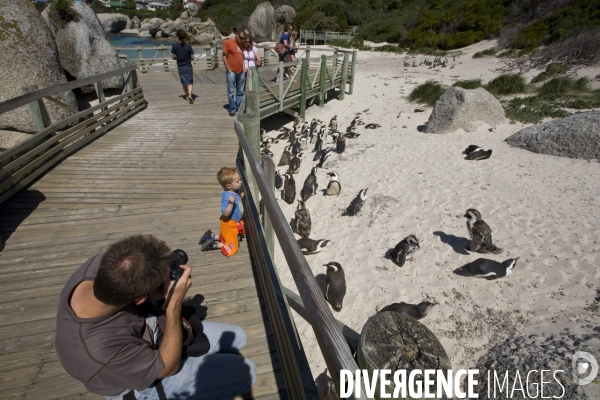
[
  {"x1": 344, "y1": 188, "x2": 368, "y2": 216},
  {"x1": 462, "y1": 144, "x2": 480, "y2": 155},
  {"x1": 275, "y1": 170, "x2": 283, "y2": 190},
  {"x1": 300, "y1": 166, "x2": 319, "y2": 202},
  {"x1": 326, "y1": 172, "x2": 341, "y2": 195},
  {"x1": 336, "y1": 133, "x2": 346, "y2": 154},
  {"x1": 282, "y1": 173, "x2": 296, "y2": 204},
  {"x1": 330, "y1": 131, "x2": 341, "y2": 144},
  {"x1": 310, "y1": 118, "x2": 319, "y2": 134},
  {"x1": 376, "y1": 301, "x2": 437, "y2": 320},
  {"x1": 292, "y1": 138, "x2": 302, "y2": 155},
  {"x1": 294, "y1": 116, "x2": 303, "y2": 130},
  {"x1": 318, "y1": 147, "x2": 334, "y2": 168},
  {"x1": 299, "y1": 136, "x2": 309, "y2": 152},
  {"x1": 260, "y1": 127, "x2": 266, "y2": 142},
  {"x1": 329, "y1": 115, "x2": 338, "y2": 131},
  {"x1": 276, "y1": 131, "x2": 290, "y2": 140},
  {"x1": 261, "y1": 147, "x2": 274, "y2": 158},
  {"x1": 289, "y1": 152, "x2": 303, "y2": 174},
  {"x1": 324, "y1": 262, "x2": 346, "y2": 312},
  {"x1": 389, "y1": 235, "x2": 420, "y2": 267},
  {"x1": 349, "y1": 116, "x2": 362, "y2": 128},
  {"x1": 464, "y1": 209, "x2": 502, "y2": 254},
  {"x1": 295, "y1": 200, "x2": 311, "y2": 237},
  {"x1": 345, "y1": 129, "x2": 361, "y2": 139},
  {"x1": 297, "y1": 238, "x2": 329, "y2": 254},
  {"x1": 454, "y1": 257, "x2": 520, "y2": 280},
  {"x1": 261, "y1": 137, "x2": 275, "y2": 148},
  {"x1": 278, "y1": 145, "x2": 292, "y2": 167},
  {"x1": 314, "y1": 132, "x2": 323, "y2": 153},
  {"x1": 464, "y1": 146, "x2": 492, "y2": 160},
  {"x1": 364, "y1": 123, "x2": 381, "y2": 129}
]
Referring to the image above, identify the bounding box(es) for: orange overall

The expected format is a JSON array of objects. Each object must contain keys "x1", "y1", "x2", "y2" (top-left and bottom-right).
[{"x1": 219, "y1": 217, "x2": 245, "y2": 257}]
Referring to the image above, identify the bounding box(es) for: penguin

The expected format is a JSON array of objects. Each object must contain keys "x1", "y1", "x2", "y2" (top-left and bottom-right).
[
  {"x1": 329, "y1": 115, "x2": 338, "y2": 131},
  {"x1": 297, "y1": 238, "x2": 329, "y2": 254},
  {"x1": 289, "y1": 152, "x2": 303, "y2": 174},
  {"x1": 325, "y1": 171, "x2": 341, "y2": 195},
  {"x1": 299, "y1": 136, "x2": 309, "y2": 152},
  {"x1": 464, "y1": 208, "x2": 503, "y2": 254},
  {"x1": 344, "y1": 188, "x2": 368, "y2": 216},
  {"x1": 462, "y1": 144, "x2": 481, "y2": 155},
  {"x1": 292, "y1": 138, "x2": 302, "y2": 155},
  {"x1": 300, "y1": 166, "x2": 319, "y2": 202},
  {"x1": 314, "y1": 132, "x2": 323, "y2": 153},
  {"x1": 282, "y1": 173, "x2": 296, "y2": 204},
  {"x1": 464, "y1": 146, "x2": 493, "y2": 160},
  {"x1": 278, "y1": 145, "x2": 292, "y2": 167},
  {"x1": 261, "y1": 147, "x2": 274, "y2": 158},
  {"x1": 324, "y1": 262, "x2": 346, "y2": 312},
  {"x1": 376, "y1": 301, "x2": 437, "y2": 320},
  {"x1": 260, "y1": 127, "x2": 266, "y2": 142},
  {"x1": 336, "y1": 133, "x2": 346, "y2": 154},
  {"x1": 294, "y1": 200, "x2": 311, "y2": 237},
  {"x1": 364, "y1": 123, "x2": 381, "y2": 129},
  {"x1": 454, "y1": 258, "x2": 520, "y2": 280},
  {"x1": 261, "y1": 137, "x2": 276, "y2": 148},
  {"x1": 389, "y1": 234, "x2": 420, "y2": 267},
  {"x1": 350, "y1": 116, "x2": 360, "y2": 128},
  {"x1": 276, "y1": 131, "x2": 290, "y2": 140},
  {"x1": 274, "y1": 170, "x2": 283, "y2": 190},
  {"x1": 330, "y1": 131, "x2": 341, "y2": 144},
  {"x1": 345, "y1": 128, "x2": 360, "y2": 139},
  {"x1": 318, "y1": 147, "x2": 334, "y2": 168},
  {"x1": 294, "y1": 116, "x2": 303, "y2": 129},
  {"x1": 310, "y1": 118, "x2": 319, "y2": 134}
]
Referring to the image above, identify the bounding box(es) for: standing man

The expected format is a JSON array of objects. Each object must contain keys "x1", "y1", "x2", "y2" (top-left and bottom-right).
[{"x1": 222, "y1": 29, "x2": 246, "y2": 116}]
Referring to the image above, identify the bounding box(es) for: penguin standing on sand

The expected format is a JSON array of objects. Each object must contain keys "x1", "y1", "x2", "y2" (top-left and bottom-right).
[
  {"x1": 376, "y1": 301, "x2": 437, "y2": 320},
  {"x1": 364, "y1": 123, "x2": 381, "y2": 129},
  {"x1": 282, "y1": 173, "x2": 296, "y2": 204},
  {"x1": 294, "y1": 200, "x2": 311, "y2": 237},
  {"x1": 324, "y1": 262, "x2": 346, "y2": 312},
  {"x1": 325, "y1": 172, "x2": 341, "y2": 195},
  {"x1": 292, "y1": 138, "x2": 302, "y2": 155},
  {"x1": 297, "y1": 238, "x2": 329, "y2": 254},
  {"x1": 454, "y1": 257, "x2": 519, "y2": 280},
  {"x1": 389, "y1": 235, "x2": 420, "y2": 267},
  {"x1": 289, "y1": 152, "x2": 303, "y2": 174},
  {"x1": 336, "y1": 133, "x2": 346, "y2": 154},
  {"x1": 299, "y1": 136, "x2": 309, "y2": 152},
  {"x1": 464, "y1": 209, "x2": 503, "y2": 254},
  {"x1": 463, "y1": 145, "x2": 492, "y2": 160},
  {"x1": 318, "y1": 147, "x2": 334, "y2": 168},
  {"x1": 278, "y1": 146, "x2": 292, "y2": 167},
  {"x1": 314, "y1": 132, "x2": 323, "y2": 153},
  {"x1": 300, "y1": 166, "x2": 319, "y2": 202},
  {"x1": 275, "y1": 170, "x2": 283, "y2": 189},
  {"x1": 345, "y1": 188, "x2": 368, "y2": 216},
  {"x1": 329, "y1": 115, "x2": 338, "y2": 132}
]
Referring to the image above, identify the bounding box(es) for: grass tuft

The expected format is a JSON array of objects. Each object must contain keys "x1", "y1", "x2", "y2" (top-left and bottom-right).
[
  {"x1": 531, "y1": 63, "x2": 570, "y2": 83},
  {"x1": 539, "y1": 77, "x2": 590, "y2": 96},
  {"x1": 472, "y1": 48, "x2": 498, "y2": 58},
  {"x1": 453, "y1": 79, "x2": 483, "y2": 89},
  {"x1": 486, "y1": 74, "x2": 526, "y2": 95},
  {"x1": 408, "y1": 81, "x2": 447, "y2": 106}
]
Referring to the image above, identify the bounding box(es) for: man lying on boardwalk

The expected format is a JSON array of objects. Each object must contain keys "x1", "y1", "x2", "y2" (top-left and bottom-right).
[{"x1": 55, "y1": 234, "x2": 256, "y2": 399}]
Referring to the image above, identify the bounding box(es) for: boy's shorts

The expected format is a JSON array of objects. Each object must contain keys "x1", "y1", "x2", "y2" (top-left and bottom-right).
[{"x1": 219, "y1": 218, "x2": 245, "y2": 257}]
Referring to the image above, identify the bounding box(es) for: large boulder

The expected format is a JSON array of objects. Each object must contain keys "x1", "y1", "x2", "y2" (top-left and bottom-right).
[
  {"x1": 132, "y1": 15, "x2": 141, "y2": 29},
  {"x1": 248, "y1": 2, "x2": 276, "y2": 43},
  {"x1": 53, "y1": 3, "x2": 122, "y2": 91},
  {"x1": 275, "y1": 5, "x2": 295, "y2": 23},
  {"x1": 194, "y1": 32, "x2": 214, "y2": 45},
  {"x1": 160, "y1": 19, "x2": 184, "y2": 37},
  {"x1": 138, "y1": 30, "x2": 152, "y2": 38},
  {"x1": 97, "y1": 13, "x2": 131, "y2": 33},
  {"x1": 191, "y1": 19, "x2": 221, "y2": 43},
  {"x1": 120, "y1": 28, "x2": 140, "y2": 35},
  {"x1": 146, "y1": 17, "x2": 164, "y2": 37},
  {"x1": 0, "y1": 0, "x2": 78, "y2": 133},
  {"x1": 505, "y1": 110, "x2": 600, "y2": 159},
  {"x1": 187, "y1": 3, "x2": 199, "y2": 17},
  {"x1": 424, "y1": 87, "x2": 506, "y2": 133}
]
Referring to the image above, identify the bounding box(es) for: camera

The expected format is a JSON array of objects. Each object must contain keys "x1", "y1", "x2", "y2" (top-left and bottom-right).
[{"x1": 169, "y1": 249, "x2": 188, "y2": 280}]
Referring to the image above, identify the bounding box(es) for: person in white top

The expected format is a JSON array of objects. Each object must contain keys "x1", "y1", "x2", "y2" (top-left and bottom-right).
[{"x1": 242, "y1": 34, "x2": 261, "y2": 71}]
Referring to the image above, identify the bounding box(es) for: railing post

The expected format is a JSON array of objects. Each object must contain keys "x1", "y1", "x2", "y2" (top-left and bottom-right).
[
  {"x1": 278, "y1": 61, "x2": 284, "y2": 112},
  {"x1": 332, "y1": 49, "x2": 338, "y2": 88},
  {"x1": 306, "y1": 45, "x2": 310, "y2": 60},
  {"x1": 161, "y1": 46, "x2": 168, "y2": 71},
  {"x1": 319, "y1": 55, "x2": 327, "y2": 106},
  {"x1": 261, "y1": 154, "x2": 276, "y2": 258},
  {"x1": 239, "y1": 92, "x2": 261, "y2": 206},
  {"x1": 300, "y1": 58, "x2": 308, "y2": 118},
  {"x1": 339, "y1": 52, "x2": 349, "y2": 101},
  {"x1": 246, "y1": 69, "x2": 260, "y2": 115},
  {"x1": 20, "y1": 85, "x2": 51, "y2": 132},
  {"x1": 349, "y1": 50, "x2": 357, "y2": 95},
  {"x1": 137, "y1": 45, "x2": 143, "y2": 61},
  {"x1": 93, "y1": 71, "x2": 106, "y2": 112},
  {"x1": 119, "y1": 55, "x2": 134, "y2": 92}
]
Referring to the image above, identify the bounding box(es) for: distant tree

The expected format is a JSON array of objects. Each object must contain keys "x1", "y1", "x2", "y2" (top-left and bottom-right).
[{"x1": 91, "y1": 0, "x2": 104, "y2": 12}]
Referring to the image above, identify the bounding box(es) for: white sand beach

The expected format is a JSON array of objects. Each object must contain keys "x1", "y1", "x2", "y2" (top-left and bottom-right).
[{"x1": 264, "y1": 40, "x2": 600, "y2": 391}]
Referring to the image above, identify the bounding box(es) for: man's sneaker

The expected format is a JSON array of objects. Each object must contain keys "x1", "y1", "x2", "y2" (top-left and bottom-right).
[
  {"x1": 201, "y1": 240, "x2": 219, "y2": 251},
  {"x1": 199, "y1": 229, "x2": 214, "y2": 245}
]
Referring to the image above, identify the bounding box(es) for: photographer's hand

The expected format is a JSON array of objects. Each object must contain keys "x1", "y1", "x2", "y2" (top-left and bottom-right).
[{"x1": 157, "y1": 265, "x2": 191, "y2": 379}]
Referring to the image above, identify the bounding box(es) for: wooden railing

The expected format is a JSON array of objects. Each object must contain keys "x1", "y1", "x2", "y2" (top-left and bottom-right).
[
  {"x1": 233, "y1": 68, "x2": 366, "y2": 399},
  {"x1": 114, "y1": 45, "x2": 219, "y2": 73},
  {"x1": 299, "y1": 30, "x2": 356, "y2": 45},
  {"x1": 0, "y1": 65, "x2": 145, "y2": 204}
]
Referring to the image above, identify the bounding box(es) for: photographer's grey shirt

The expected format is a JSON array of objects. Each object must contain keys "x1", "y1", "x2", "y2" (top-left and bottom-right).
[{"x1": 55, "y1": 255, "x2": 164, "y2": 396}]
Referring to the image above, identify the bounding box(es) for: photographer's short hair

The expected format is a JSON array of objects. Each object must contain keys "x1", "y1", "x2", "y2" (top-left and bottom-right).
[
  {"x1": 217, "y1": 166, "x2": 238, "y2": 188},
  {"x1": 176, "y1": 29, "x2": 187, "y2": 42},
  {"x1": 94, "y1": 235, "x2": 172, "y2": 305}
]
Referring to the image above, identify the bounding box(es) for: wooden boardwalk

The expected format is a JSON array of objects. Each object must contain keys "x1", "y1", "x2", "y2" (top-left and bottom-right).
[{"x1": 0, "y1": 71, "x2": 287, "y2": 399}]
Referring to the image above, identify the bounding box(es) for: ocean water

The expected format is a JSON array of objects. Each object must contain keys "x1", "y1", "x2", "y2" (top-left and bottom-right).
[{"x1": 109, "y1": 34, "x2": 212, "y2": 60}]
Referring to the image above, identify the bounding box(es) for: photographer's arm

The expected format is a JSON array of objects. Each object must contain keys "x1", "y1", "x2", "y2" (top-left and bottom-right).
[{"x1": 157, "y1": 265, "x2": 192, "y2": 378}]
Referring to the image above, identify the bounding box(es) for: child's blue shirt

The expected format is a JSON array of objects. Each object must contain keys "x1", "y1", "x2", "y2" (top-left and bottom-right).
[{"x1": 221, "y1": 191, "x2": 243, "y2": 222}]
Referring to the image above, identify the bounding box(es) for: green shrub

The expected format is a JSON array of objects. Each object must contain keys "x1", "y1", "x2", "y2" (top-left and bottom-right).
[
  {"x1": 444, "y1": 30, "x2": 484, "y2": 50},
  {"x1": 486, "y1": 74, "x2": 526, "y2": 95},
  {"x1": 539, "y1": 77, "x2": 590, "y2": 96},
  {"x1": 472, "y1": 48, "x2": 498, "y2": 58},
  {"x1": 408, "y1": 81, "x2": 447, "y2": 106},
  {"x1": 531, "y1": 63, "x2": 570, "y2": 83},
  {"x1": 504, "y1": 96, "x2": 570, "y2": 124},
  {"x1": 453, "y1": 80, "x2": 483, "y2": 89},
  {"x1": 512, "y1": 20, "x2": 549, "y2": 49},
  {"x1": 48, "y1": 0, "x2": 80, "y2": 30}
]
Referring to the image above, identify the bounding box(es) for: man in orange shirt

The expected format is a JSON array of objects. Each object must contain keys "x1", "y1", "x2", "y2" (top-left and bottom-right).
[{"x1": 222, "y1": 29, "x2": 246, "y2": 116}]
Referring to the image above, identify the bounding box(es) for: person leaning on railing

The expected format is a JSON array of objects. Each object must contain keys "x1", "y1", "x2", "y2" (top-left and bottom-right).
[
  {"x1": 171, "y1": 29, "x2": 195, "y2": 104},
  {"x1": 275, "y1": 24, "x2": 298, "y2": 83},
  {"x1": 55, "y1": 234, "x2": 256, "y2": 400}
]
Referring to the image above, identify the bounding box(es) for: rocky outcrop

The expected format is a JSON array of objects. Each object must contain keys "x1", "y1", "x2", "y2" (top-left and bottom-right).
[
  {"x1": 275, "y1": 5, "x2": 295, "y2": 23},
  {"x1": 0, "y1": 0, "x2": 78, "y2": 133},
  {"x1": 53, "y1": 3, "x2": 122, "y2": 91},
  {"x1": 424, "y1": 87, "x2": 506, "y2": 133},
  {"x1": 120, "y1": 28, "x2": 140, "y2": 35},
  {"x1": 505, "y1": 110, "x2": 600, "y2": 159},
  {"x1": 142, "y1": 17, "x2": 164, "y2": 37},
  {"x1": 97, "y1": 13, "x2": 131, "y2": 33},
  {"x1": 194, "y1": 32, "x2": 214, "y2": 45},
  {"x1": 248, "y1": 2, "x2": 276, "y2": 43},
  {"x1": 160, "y1": 18, "x2": 184, "y2": 37},
  {"x1": 132, "y1": 15, "x2": 140, "y2": 29},
  {"x1": 191, "y1": 19, "x2": 221, "y2": 44},
  {"x1": 187, "y1": 4, "x2": 199, "y2": 17},
  {"x1": 138, "y1": 30, "x2": 152, "y2": 38}
]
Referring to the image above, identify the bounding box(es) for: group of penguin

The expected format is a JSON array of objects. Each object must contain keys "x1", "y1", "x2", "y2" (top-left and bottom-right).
[
  {"x1": 403, "y1": 56, "x2": 456, "y2": 69},
  {"x1": 259, "y1": 115, "x2": 519, "y2": 323}
]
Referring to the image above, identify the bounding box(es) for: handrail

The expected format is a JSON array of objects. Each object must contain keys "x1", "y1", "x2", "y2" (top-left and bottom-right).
[{"x1": 0, "y1": 65, "x2": 136, "y2": 115}]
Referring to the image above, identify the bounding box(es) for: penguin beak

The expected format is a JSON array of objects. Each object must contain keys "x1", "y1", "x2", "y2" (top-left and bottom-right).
[{"x1": 463, "y1": 213, "x2": 468, "y2": 218}]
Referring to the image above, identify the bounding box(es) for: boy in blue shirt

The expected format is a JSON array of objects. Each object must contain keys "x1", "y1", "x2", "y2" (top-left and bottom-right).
[{"x1": 200, "y1": 167, "x2": 245, "y2": 257}]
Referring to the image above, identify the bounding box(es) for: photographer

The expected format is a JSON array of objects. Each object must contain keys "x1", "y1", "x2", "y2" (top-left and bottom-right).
[{"x1": 55, "y1": 234, "x2": 256, "y2": 399}]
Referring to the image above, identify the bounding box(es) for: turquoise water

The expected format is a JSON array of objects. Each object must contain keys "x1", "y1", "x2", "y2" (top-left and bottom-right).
[{"x1": 109, "y1": 34, "x2": 213, "y2": 60}]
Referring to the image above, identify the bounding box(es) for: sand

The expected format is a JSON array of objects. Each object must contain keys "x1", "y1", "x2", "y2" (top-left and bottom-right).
[{"x1": 263, "y1": 40, "x2": 600, "y2": 392}]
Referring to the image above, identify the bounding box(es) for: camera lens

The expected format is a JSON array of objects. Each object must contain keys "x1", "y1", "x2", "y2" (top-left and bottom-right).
[{"x1": 170, "y1": 249, "x2": 188, "y2": 280}]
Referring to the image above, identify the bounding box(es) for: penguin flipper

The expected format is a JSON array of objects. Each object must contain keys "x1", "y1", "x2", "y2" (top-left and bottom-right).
[
  {"x1": 393, "y1": 252, "x2": 407, "y2": 267},
  {"x1": 470, "y1": 234, "x2": 484, "y2": 253}
]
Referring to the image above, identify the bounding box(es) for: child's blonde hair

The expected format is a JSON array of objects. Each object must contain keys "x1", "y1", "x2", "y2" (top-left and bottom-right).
[{"x1": 217, "y1": 166, "x2": 238, "y2": 188}]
